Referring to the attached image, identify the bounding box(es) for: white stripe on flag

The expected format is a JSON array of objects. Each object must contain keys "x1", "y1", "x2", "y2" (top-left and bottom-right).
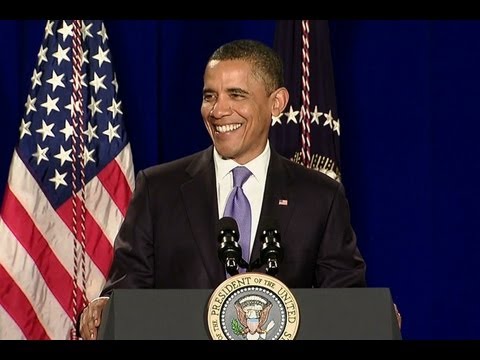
[
  {"x1": 116, "y1": 143, "x2": 135, "y2": 192},
  {"x1": 0, "y1": 304, "x2": 26, "y2": 340},
  {"x1": 0, "y1": 219, "x2": 71, "y2": 339},
  {"x1": 85, "y1": 176, "x2": 124, "y2": 246}
]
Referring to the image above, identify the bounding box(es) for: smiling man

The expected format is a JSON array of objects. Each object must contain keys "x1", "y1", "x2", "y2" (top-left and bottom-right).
[
  {"x1": 201, "y1": 44, "x2": 288, "y2": 165},
  {"x1": 79, "y1": 39, "x2": 366, "y2": 340}
]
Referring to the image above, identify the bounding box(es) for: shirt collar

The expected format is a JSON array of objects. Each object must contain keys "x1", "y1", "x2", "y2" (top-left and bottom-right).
[{"x1": 213, "y1": 141, "x2": 271, "y2": 183}]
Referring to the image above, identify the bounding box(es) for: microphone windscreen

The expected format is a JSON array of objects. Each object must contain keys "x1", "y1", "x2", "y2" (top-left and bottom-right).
[{"x1": 217, "y1": 216, "x2": 239, "y2": 237}]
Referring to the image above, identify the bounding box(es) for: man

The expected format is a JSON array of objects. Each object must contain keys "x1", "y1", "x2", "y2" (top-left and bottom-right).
[{"x1": 79, "y1": 39, "x2": 366, "y2": 340}]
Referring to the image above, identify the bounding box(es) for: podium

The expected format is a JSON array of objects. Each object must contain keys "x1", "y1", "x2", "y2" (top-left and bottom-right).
[{"x1": 98, "y1": 287, "x2": 401, "y2": 340}]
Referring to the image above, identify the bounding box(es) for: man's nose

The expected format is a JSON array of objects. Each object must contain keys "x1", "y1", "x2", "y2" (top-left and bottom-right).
[{"x1": 210, "y1": 97, "x2": 232, "y2": 118}]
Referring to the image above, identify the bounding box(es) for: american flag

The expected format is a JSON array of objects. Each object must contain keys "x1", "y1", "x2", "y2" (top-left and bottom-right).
[
  {"x1": 0, "y1": 20, "x2": 134, "y2": 339},
  {"x1": 270, "y1": 20, "x2": 341, "y2": 181}
]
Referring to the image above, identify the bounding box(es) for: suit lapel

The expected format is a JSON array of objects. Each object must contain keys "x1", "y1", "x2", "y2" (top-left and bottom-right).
[
  {"x1": 250, "y1": 150, "x2": 296, "y2": 267},
  {"x1": 180, "y1": 147, "x2": 225, "y2": 287}
]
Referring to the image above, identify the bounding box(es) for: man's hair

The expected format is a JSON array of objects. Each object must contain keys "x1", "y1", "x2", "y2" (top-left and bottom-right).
[{"x1": 208, "y1": 39, "x2": 284, "y2": 95}]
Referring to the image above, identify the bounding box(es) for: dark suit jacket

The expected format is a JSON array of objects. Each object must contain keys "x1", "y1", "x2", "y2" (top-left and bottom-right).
[{"x1": 102, "y1": 146, "x2": 366, "y2": 295}]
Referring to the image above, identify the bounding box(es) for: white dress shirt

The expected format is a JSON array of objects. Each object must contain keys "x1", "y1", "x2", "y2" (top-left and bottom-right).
[{"x1": 213, "y1": 141, "x2": 270, "y2": 258}]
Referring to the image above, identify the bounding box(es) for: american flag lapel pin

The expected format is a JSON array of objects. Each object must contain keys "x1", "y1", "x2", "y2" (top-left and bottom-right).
[{"x1": 278, "y1": 199, "x2": 288, "y2": 206}]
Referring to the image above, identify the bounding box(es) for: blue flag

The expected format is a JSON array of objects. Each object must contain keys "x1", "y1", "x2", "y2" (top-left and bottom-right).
[{"x1": 269, "y1": 20, "x2": 341, "y2": 181}]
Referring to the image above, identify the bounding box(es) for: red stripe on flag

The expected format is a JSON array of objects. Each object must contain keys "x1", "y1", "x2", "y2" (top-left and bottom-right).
[
  {"x1": 57, "y1": 200, "x2": 113, "y2": 277},
  {"x1": 97, "y1": 159, "x2": 132, "y2": 217},
  {"x1": 0, "y1": 264, "x2": 50, "y2": 340},
  {"x1": 1, "y1": 187, "x2": 74, "y2": 319}
]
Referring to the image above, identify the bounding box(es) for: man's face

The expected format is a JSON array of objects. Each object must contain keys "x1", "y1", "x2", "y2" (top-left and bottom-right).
[{"x1": 201, "y1": 59, "x2": 273, "y2": 165}]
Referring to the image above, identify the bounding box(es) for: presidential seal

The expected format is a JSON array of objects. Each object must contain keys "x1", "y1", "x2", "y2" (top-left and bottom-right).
[{"x1": 206, "y1": 273, "x2": 300, "y2": 340}]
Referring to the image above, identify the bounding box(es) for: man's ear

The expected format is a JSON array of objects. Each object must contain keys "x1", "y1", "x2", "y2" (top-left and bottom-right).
[{"x1": 271, "y1": 87, "x2": 289, "y2": 116}]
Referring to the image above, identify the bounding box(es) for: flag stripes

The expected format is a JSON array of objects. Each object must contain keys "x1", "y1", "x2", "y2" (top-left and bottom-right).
[
  {"x1": 0, "y1": 266, "x2": 49, "y2": 340},
  {"x1": 0, "y1": 147, "x2": 132, "y2": 338}
]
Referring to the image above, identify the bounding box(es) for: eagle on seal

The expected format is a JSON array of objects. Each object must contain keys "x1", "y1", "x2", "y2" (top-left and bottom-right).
[{"x1": 234, "y1": 296, "x2": 273, "y2": 337}]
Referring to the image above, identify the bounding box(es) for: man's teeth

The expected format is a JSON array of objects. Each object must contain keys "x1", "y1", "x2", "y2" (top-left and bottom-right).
[{"x1": 215, "y1": 124, "x2": 241, "y2": 133}]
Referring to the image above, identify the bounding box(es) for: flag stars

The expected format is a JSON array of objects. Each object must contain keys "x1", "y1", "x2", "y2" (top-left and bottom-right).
[
  {"x1": 103, "y1": 122, "x2": 121, "y2": 143},
  {"x1": 25, "y1": 95, "x2": 37, "y2": 115},
  {"x1": 274, "y1": 104, "x2": 340, "y2": 137},
  {"x1": 323, "y1": 109, "x2": 334, "y2": 128},
  {"x1": 90, "y1": 72, "x2": 107, "y2": 94},
  {"x1": 112, "y1": 74, "x2": 119, "y2": 93},
  {"x1": 83, "y1": 122, "x2": 99, "y2": 142},
  {"x1": 49, "y1": 169, "x2": 67, "y2": 190},
  {"x1": 97, "y1": 22, "x2": 109, "y2": 43},
  {"x1": 31, "y1": 69, "x2": 42, "y2": 89},
  {"x1": 333, "y1": 118, "x2": 340, "y2": 135},
  {"x1": 40, "y1": 94, "x2": 60, "y2": 115},
  {"x1": 286, "y1": 106, "x2": 299, "y2": 124},
  {"x1": 88, "y1": 96, "x2": 103, "y2": 117},
  {"x1": 60, "y1": 120, "x2": 74, "y2": 141},
  {"x1": 65, "y1": 96, "x2": 77, "y2": 118},
  {"x1": 19, "y1": 119, "x2": 32, "y2": 139},
  {"x1": 107, "y1": 98, "x2": 123, "y2": 119},
  {"x1": 36, "y1": 120, "x2": 55, "y2": 141},
  {"x1": 57, "y1": 20, "x2": 73, "y2": 42},
  {"x1": 69, "y1": 73, "x2": 87, "y2": 88},
  {"x1": 44, "y1": 20, "x2": 54, "y2": 39},
  {"x1": 92, "y1": 46, "x2": 111, "y2": 68},
  {"x1": 32, "y1": 144, "x2": 49, "y2": 165},
  {"x1": 310, "y1": 106, "x2": 323, "y2": 125},
  {"x1": 54, "y1": 145, "x2": 72, "y2": 166},
  {"x1": 46, "y1": 70, "x2": 65, "y2": 92},
  {"x1": 65, "y1": 96, "x2": 75, "y2": 117},
  {"x1": 82, "y1": 147, "x2": 96, "y2": 165},
  {"x1": 52, "y1": 43, "x2": 70, "y2": 65},
  {"x1": 81, "y1": 49, "x2": 89, "y2": 66},
  {"x1": 319, "y1": 109, "x2": 340, "y2": 135},
  {"x1": 81, "y1": 21, "x2": 93, "y2": 40},
  {"x1": 271, "y1": 113, "x2": 283, "y2": 126},
  {"x1": 37, "y1": 45, "x2": 48, "y2": 66}
]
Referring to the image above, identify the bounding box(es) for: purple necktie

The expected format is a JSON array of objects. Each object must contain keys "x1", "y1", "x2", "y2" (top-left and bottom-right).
[{"x1": 223, "y1": 166, "x2": 252, "y2": 267}]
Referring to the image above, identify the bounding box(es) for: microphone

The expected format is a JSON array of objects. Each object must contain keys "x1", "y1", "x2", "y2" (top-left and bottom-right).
[
  {"x1": 259, "y1": 217, "x2": 283, "y2": 276},
  {"x1": 216, "y1": 217, "x2": 247, "y2": 276}
]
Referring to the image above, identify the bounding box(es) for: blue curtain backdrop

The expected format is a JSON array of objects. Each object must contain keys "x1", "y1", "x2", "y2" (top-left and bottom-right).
[{"x1": 1, "y1": 20, "x2": 479, "y2": 340}]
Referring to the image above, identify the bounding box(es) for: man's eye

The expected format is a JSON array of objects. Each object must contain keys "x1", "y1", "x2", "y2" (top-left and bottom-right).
[{"x1": 203, "y1": 94, "x2": 214, "y2": 101}]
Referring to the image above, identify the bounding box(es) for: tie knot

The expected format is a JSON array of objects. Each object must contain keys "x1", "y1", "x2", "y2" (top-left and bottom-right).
[{"x1": 232, "y1": 166, "x2": 251, "y2": 187}]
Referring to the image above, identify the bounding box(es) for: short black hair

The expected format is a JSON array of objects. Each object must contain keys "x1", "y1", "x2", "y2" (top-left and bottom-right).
[{"x1": 208, "y1": 39, "x2": 284, "y2": 94}]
